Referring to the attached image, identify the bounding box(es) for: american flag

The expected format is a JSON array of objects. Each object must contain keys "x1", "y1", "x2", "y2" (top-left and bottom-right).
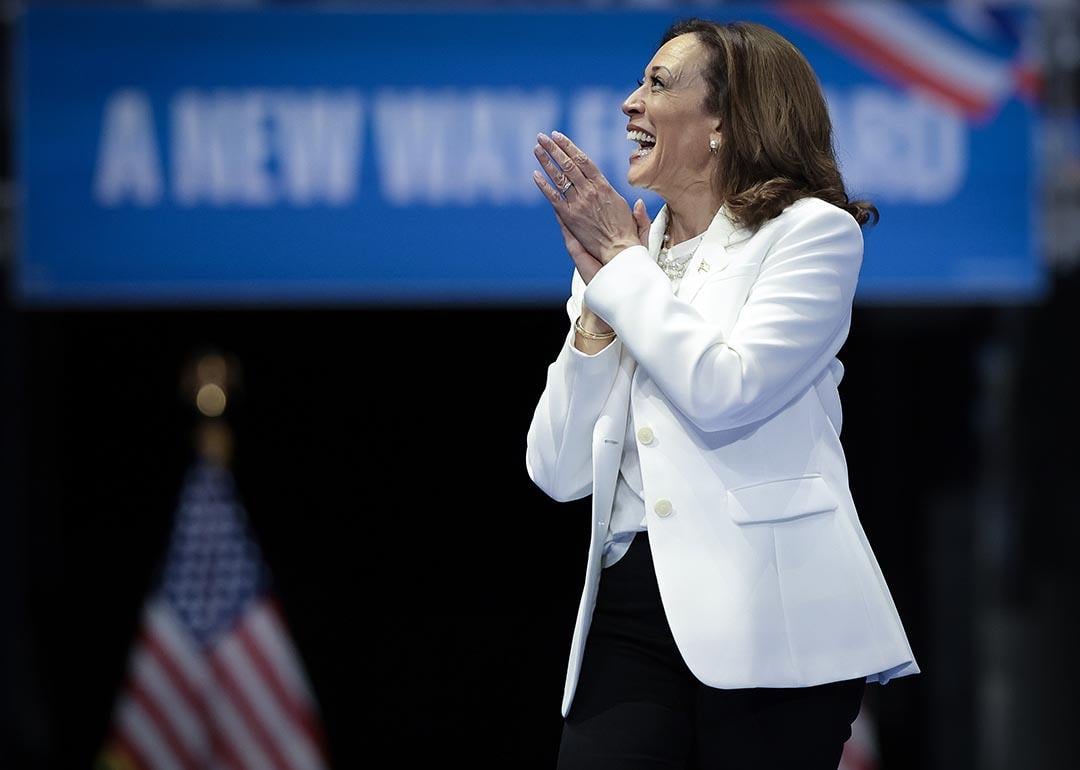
[
  {"x1": 778, "y1": 0, "x2": 1039, "y2": 121},
  {"x1": 96, "y1": 459, "x2": 330, "y2": 770}
]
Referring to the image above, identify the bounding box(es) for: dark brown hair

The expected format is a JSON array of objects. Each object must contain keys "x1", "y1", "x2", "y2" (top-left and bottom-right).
[{"x1": 659, "y1": 18, "x2": 878, "y2": 230}]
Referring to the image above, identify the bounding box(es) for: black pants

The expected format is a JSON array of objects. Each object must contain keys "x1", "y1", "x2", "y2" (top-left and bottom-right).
[{"x1": 557, "y1": 530, "x2": 866, "y2": 770}]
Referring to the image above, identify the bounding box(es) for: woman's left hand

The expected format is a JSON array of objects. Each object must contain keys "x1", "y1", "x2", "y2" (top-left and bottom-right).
[{"x1": 533, "y1": 131, "x2": 642, "y2": 265}]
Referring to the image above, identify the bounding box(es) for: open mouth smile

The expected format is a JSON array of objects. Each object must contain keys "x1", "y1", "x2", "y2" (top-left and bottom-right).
[{"x1": 627, "y1": 129, "x2": 656, "y2": 160}]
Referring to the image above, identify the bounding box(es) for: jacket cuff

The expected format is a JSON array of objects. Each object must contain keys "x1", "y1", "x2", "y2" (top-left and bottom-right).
[
  {"x1": 563, "y1": 322, "x2": 620, "y2": 360},
  {"x1": 583, "y1": 244, "x2": 663, "y2": 326}
]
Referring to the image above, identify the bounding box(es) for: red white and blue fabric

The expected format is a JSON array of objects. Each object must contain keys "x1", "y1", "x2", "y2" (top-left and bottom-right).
[
  {"x1": 98, "y1": 460, "x2": 329, "y2": 770},
  {"x1": 779, "y1": 0, "x2": 1039, "y2": 121}
]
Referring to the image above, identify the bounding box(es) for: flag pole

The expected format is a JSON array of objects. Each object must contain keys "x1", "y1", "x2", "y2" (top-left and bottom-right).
[
  {"x1": 179, "y1": 349, "x2": 242, "y2": 469},
  {"x1": 97, "y1": 348, "x2": 331, "y2": 770}
]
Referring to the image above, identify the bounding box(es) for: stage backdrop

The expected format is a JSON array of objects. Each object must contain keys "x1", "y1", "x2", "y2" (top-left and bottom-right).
[{"x1": 14, "y1": 2, "x2": 1042, "y2": 306}]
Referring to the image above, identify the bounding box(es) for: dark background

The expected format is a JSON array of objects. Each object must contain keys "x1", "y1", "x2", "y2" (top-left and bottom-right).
[
  {"x1": 5, "y1": 283, "x2": 1077, "y2": 768},
  {"x1": 3, "y1": 1, "x2": 1079, "y2": 769}
]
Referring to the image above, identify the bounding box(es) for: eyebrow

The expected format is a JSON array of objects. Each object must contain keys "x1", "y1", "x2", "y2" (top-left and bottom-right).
[{"x1": 645, "y1": 65, "x2": 674, "y2": 78}]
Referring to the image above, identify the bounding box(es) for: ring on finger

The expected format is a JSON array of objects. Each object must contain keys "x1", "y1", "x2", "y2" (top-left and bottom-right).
[{"x1": 558, "y1": 179, "x2": 573, "y2": 195}]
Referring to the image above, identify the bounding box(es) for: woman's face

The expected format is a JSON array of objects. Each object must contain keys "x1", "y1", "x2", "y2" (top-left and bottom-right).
[{"x1": 622, "y1": 33, "x2": 720, "y2": 198}]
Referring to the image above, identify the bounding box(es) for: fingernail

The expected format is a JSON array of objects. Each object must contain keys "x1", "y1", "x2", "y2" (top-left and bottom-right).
[{"x1": 552, "y1": 130, "x2": 563, "y2": 139}]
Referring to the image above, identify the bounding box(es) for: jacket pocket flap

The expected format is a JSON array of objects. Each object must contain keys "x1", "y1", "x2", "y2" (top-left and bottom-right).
[{"x1": 726, "y1": 474, "x2": 838, "y2": 525}]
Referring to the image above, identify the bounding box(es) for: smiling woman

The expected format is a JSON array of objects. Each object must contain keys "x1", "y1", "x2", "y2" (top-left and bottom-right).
[
  {"x1": 525, "y1": 16, "x2": 919, "y2": 770},
  {"x1": 622, "y1": 37, "x2": 723, "y2": 224}
]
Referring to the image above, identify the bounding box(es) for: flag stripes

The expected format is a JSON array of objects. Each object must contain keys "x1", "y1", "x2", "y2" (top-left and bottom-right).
[
  {"x1": 97, "y1": 461, "x2": 330, "y2": 770},
  {"x1": 780, "y1": 0, "x2": 1017, "y2": 119}
]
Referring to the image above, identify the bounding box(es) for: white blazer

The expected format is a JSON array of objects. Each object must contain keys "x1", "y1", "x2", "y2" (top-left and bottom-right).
[{"x1": 525, "y1": 197, "x2": 920, "y2": 719}]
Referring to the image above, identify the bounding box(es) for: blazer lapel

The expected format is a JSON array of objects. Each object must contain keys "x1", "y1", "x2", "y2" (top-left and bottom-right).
[
  {"x1": 647, "y1": 203, "x2": 669, "y2": 259},
  {"x1": 644, "y1": 202, "x2": 751, "y2": 304},
  {"x1": 676, "y1": 205, "x2": 745, "y2": 304}
]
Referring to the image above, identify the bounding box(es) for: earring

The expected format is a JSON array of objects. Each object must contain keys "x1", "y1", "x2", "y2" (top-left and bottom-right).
[{"x1": 709, "y1": 137, "x2": 719, "y2": 154}]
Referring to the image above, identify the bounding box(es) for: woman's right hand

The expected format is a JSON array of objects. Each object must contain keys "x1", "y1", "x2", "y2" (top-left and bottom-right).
[
  {"x1": 554, "y1": 209, "x2": 603, "y2": 284},
  {"x1": 555, "y1": 210, "x2": 612, "y2": 336},
  {"x1": 554, "y1": 200, "x2": 651, "y2": 285}
]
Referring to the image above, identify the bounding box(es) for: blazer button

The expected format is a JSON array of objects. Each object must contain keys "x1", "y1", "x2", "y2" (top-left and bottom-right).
[
  {"x1": 636, "y1": 426, "x2": 654, "y2": 444},
  {"x1": 653, "y1": 499, "x2": 673, "y2": 517}
]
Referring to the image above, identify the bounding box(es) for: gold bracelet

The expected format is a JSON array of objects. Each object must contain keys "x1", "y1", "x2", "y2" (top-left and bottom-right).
[{"x1": 575, "y1": 315, "x2": 617, "y2": 340}]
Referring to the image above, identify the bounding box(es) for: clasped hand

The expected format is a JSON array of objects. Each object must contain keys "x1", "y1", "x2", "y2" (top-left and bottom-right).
[{"x1": 533, "y1": 131, "x2": 651, "y2": 284}]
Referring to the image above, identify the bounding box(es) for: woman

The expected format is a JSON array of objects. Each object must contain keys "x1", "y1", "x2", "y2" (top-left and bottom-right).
[{"x1": 525, "y1": 18, "x2": 920, "y2": 770}]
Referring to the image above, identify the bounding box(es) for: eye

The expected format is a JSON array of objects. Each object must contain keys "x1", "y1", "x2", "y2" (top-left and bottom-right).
[{"x1": 651, "y1": 76, "x2": 664, "y2": 88}]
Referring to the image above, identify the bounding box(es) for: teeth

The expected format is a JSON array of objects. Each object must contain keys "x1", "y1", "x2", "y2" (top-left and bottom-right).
[
  {"x1": 626, "y1": 129, "x2": 656, "y2": 145},
  {"x1": 633, "y1": 146, "x2": 654, "y2": 158}
]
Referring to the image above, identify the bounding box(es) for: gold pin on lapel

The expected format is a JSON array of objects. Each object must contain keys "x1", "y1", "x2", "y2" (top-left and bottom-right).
[{"x1": 698, "y1": 259, "x2": 710, "y2": 273}]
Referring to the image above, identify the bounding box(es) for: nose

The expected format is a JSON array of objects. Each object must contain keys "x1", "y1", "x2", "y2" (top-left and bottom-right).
[{"x1": 622, "y1": 86, "x2": 644, "y2": 118}]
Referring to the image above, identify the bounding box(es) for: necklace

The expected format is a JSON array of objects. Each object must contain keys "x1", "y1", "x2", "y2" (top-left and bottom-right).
[{"x1": 656, "y1": 216, "x2": 704, "y2": 281}]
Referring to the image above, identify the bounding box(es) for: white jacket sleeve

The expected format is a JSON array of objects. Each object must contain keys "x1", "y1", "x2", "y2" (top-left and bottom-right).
[
  {"x1": 582, "y1": 202, "x2": 862, "y2": 433},
  {"x1": 525, "y1": 266, "x2": 623, "y2": 502}
]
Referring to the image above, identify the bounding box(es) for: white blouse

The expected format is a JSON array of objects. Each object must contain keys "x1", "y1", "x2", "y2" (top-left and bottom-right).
[{"x1": 601, "y1": 231, "x2": 705, "y2": 568}]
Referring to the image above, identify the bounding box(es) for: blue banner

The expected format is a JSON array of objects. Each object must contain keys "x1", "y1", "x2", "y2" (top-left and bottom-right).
[{"x1": 14, "y1": 4, "x2": 1043, "y2": 305}]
